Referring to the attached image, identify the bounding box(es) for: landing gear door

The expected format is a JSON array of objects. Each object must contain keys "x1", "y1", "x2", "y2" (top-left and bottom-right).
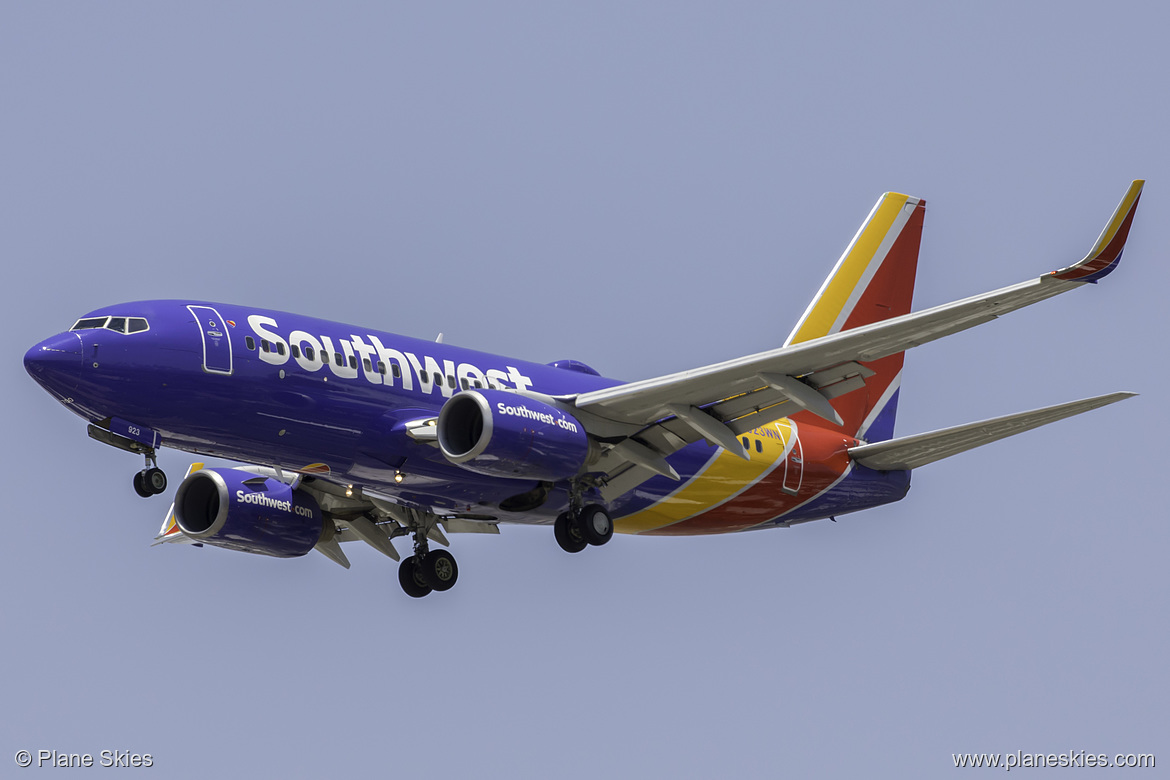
[{"x1": 187, "y1": 305, "x2": 233, "y2": 375}]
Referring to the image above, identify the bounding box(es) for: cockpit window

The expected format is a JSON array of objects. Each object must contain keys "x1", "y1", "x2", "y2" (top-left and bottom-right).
[{"x1": 70, "y1": 316, "x2": 150, "y2": 334}]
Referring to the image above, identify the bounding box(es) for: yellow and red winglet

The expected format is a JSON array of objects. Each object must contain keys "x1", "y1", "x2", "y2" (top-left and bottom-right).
[{"x1": 1051, "y1": 180, "x2": 1144, "y2": 283}]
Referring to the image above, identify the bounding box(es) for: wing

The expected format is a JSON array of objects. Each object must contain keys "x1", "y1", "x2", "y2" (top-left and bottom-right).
[{"x1": 559, "y1": 181, "x2": 1143, "y2": 496}]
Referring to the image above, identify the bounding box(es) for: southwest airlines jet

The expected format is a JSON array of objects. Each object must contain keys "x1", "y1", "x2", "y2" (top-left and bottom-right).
[{"x1": 24, "y1": 182, "x2": 1144, "y2": 598}]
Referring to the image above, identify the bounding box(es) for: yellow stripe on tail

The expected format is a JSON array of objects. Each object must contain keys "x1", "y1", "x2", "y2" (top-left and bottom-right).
[{"x1": 785, "y1": 192, "x2": 920, "y2": 345}]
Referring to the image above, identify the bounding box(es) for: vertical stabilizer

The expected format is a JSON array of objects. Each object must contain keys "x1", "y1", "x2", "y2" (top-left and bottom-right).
[{"x1": 786, "y1": 193, "x2": 926, "y2": 441}]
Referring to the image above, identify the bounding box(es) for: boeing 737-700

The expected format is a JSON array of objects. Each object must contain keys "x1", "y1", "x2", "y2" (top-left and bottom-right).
[{"x1": 24, "y1": 181, "x2": 1144, "y2": 597}]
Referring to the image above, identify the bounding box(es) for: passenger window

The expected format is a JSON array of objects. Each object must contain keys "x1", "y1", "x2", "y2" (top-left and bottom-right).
[
  {"x1": 246, "y1": 336, "x2": 256, "y2": 351},
  {"x1": 349, "y1": 355, "x2": 357, "y2": 369},
  {"x1": 392, "y1": 364, "x2": 401, "y2": 378},
  {"x1": 291, "y1": 345, "x2": 301, "y2": 359},
  {"x1": 128, "y1": 318, "x2": 149, "y2": 333},
  {"x1": 261, "y1": 340, "x2": 270, "y2": 353},
  {"x1": 473, "y1": 380, "x2": 482, "y2": 388},
  {"x1": 334, "y1": 353, "x2": 343, "y2": 367},
  {"x1": 741, "y1": 437, "x2": 749, "y2": 450},
  {"x1": 433, "y1": 372, "x2": 443, "y2": 386},
  {"x1": 363, "y1": 358, "x2": 372, "y2": 372},
  {"x1": 305, "y1": 346, "x2": 315, "y2": 361},
  {"x1": 755, "y1": 439, "x2": 763, "y2": 453},
  {"x1": 377, "y1": 361, "x2": 386, "y2": 374},
  {"x1": 276, "y1": 343, "x2": 286, "y2": 356},
  {"x1": 447, "y1": 375, "x2": 455, "y2": 388},
  {"x1": 460, "y1": 378, "x2": 469, "y2": 390},
  {"x1": 107, "y1": 317, "x2": 128, "y2": 333}
]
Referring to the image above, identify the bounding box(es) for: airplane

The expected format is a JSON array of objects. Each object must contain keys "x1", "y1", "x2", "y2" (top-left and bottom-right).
[{"x1": 24, "y1": 180, "x2": 1144, "y2": 598}]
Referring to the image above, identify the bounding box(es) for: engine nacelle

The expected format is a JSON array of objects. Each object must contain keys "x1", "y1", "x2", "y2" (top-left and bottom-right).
[
  {"x1": 437, "y1": 389, "x2": 589, "y2": 481},
  {"x1": 173, "y1": 468, "x2": 326, "y2": 558}
]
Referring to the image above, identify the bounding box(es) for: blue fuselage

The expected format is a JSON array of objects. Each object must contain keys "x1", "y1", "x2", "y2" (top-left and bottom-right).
[{"x1": 25, "y1": 299, "x2": 909, "y2": 529}]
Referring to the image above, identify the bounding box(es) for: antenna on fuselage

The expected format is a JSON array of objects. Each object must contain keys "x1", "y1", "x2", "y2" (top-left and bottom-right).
[{"x1": 435, "y1": 333, "x2": 444, "y2": 343}]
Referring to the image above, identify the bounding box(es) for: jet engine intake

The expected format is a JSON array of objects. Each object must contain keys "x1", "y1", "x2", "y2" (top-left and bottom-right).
[
  {"x1": 173, "y1": 468, "x2": 326, "y2": 558},
  {"x1": 437, "y1": 389, "x2": 589, "y2": 481}
]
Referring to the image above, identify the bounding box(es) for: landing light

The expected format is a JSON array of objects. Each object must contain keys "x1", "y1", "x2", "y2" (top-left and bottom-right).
[{"x1": 394, "y1": 471, "x2": 404, "y2": 484}]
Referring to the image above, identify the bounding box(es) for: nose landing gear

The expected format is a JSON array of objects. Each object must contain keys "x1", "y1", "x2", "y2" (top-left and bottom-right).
[{"x1": 132, "y1": 452, "x2": 167, "y2": 497}]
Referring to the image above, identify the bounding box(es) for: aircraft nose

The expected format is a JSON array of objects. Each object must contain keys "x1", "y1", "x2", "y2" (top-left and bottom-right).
[{"x1": 24, "y1": 332, "x2": 84, "y2": 391}]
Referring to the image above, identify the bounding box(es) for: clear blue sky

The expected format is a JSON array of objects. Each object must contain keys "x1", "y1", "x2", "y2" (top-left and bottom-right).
[{"x1": 3, "y1": 3, "x2": 1166, "y2": 777}]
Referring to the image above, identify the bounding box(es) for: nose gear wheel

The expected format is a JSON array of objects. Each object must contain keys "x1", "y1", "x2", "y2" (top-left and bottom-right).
[{"x1": 133, "y1": 451, "x2": 167, "y2": 497}]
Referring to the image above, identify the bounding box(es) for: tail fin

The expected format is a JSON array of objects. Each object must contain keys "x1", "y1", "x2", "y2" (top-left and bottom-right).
[{"x1": 786, "y1": 192, "x2": 926, "y2": 441}]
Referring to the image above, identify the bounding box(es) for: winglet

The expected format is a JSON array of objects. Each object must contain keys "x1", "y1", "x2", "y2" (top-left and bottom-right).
[{"x1": 1051, "y1": 180, "x2": 1144, "y2": 283}]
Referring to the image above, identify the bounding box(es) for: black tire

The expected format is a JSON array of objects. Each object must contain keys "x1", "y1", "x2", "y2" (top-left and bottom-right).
[
  {"x1": 144, "y1": 467, "x2": 167, "y2": 495},
  {"x1": 398, "y1": 556, "x2": 432, "y2": 598},
  {"x1": 578, "y1": 504, "x2": 613, "y2": 546},
  {"x1": 132, "y1": 471, "x2": 152, "y2": 498},
  {"x1": 421, "y1": 549, "x2": 459, "y2": 592},
  {"x1": 554, "y1": 511, "x2": 587, "y2": 553}
]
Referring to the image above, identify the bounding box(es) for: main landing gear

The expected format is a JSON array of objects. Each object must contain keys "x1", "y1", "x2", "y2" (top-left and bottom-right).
[
  {"x1": 132, "y1": 451, "x2": 167, "y2": 498},
  {"x1": 396, "y1": 523, "x2": 459, "y2": 598},
  {"x1": 398, "y1": 549, "x2": 458, "y2": 598},
  {"x1": 555, "y1": 503, "x2": 614, "y2": 554}
]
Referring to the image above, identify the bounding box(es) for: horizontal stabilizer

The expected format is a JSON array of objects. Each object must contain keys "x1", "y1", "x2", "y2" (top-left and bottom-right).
[{"x1": 848, "y1": 392, "x2": 1136, "y2": 470}]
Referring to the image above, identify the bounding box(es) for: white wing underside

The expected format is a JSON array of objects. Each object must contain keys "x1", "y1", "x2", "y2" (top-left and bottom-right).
[{"x1": 575, "y1": 275, "x2": 1081, "y2": 426}]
